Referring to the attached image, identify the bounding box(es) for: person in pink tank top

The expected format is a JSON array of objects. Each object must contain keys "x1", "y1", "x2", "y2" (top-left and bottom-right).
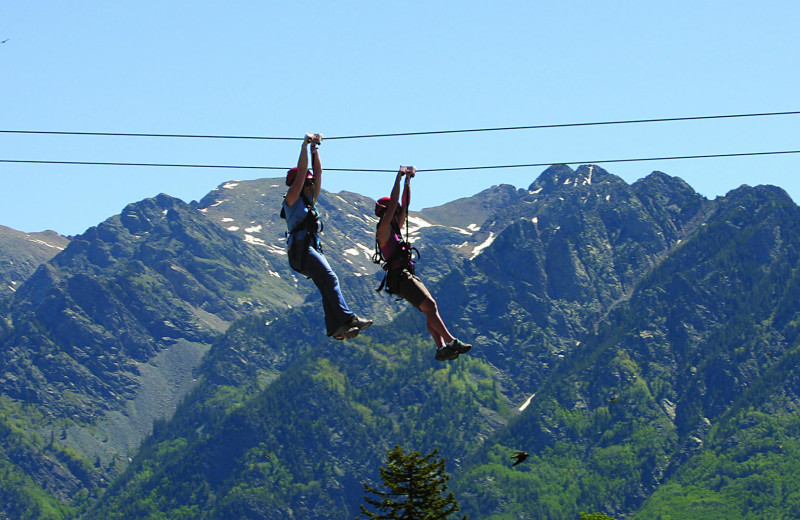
[{"x1": 375, "y1": 167, "x2": 472, "y2": 361}]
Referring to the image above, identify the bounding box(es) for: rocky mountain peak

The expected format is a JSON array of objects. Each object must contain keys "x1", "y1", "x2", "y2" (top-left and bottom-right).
[
  {"x1": 528, "y1": 164, "x2": 622, "y2": 195},
  {"x1": 118, "y1": 193, "x2": 181, "y2": 234}
]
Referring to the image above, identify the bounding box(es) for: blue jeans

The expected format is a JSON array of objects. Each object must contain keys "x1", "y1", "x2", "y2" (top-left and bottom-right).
[{"x1": 288, "y1": 232, "x2": 353, "y2": 335}]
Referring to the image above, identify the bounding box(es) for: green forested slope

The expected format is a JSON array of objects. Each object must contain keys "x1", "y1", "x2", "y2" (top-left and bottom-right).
[
  {"x1": 88, "y1": 310, "x2": 510, "y2": 519},
  {"x1": 452, "y1": 184, "x2": 800, "y2": 519}
]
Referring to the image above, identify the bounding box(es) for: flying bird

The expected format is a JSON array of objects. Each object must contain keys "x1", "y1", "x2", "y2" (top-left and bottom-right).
[
  {"x1": 609, "y1": 396, "x2": 617, "y2": 404},
  {"x1": 511, "y1": 451, "x2": 529, "y2": 466}
]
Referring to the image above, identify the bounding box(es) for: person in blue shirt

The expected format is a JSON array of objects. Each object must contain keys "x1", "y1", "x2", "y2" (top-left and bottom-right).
[{"x1": 283, "y1": 133, "x2": 372, "y2": 339}]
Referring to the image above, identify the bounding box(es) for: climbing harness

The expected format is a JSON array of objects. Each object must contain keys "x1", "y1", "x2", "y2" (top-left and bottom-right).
[
  {"x1": 372, "y1": 219, "x2": 419, "y2": 295},
  {"x1": 282, "y1": 191, "x2": 323, "y2": 272}
]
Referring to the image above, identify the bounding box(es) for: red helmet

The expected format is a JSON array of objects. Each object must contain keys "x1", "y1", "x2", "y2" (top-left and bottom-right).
[
  {"x1": 286, "y1": 167, "x2": 314, "y2": 186},
  {"x1": 375, "y1": 197, "x2": 392, "y2": 217}
]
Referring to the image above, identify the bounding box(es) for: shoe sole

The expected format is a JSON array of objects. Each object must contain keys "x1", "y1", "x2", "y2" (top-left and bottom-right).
[
  {"x1": 334, "y1": 326, "x2": 360, "y2": 340},
  {"x1": 435, "y1": 354, "x2": 459, "y2": 362},
  {"x1": 435, "y1": 347, "x2": 460, "y2": 361}
]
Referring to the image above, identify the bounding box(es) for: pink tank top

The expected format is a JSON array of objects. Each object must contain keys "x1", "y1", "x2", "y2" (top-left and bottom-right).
[{"x1": 380, "y1": 230, "x2": 413, "y2": 270}]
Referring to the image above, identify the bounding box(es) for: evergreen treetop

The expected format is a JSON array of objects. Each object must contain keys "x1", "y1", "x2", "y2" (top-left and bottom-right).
[{"x1": 359, "y1": 445, "x2": 461, "y2": 520}]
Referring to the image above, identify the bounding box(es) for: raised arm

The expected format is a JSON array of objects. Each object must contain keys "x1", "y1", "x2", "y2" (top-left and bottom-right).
[
  {"x1": 376, "y1": 168, "x2": 405, "y2": 246},
  {"x1": 285, "y1": 134, "x2": 313, "y2": 206},
  {"x1": 310, "y1": 136, "x2": 322, "y2": 202},
  {"x1": 398, "y1": 166, "x2": 414, "y2": 224}
]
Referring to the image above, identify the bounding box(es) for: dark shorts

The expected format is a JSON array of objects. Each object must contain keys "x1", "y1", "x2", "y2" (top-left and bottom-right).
[{"x1": 388, "y1": 268, "x2": 433, "y2": 309}]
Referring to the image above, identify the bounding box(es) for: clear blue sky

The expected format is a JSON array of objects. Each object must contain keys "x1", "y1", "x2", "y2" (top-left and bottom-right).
[{"x1": 1, "y1": 1, "x2": 798, "y2": 235}]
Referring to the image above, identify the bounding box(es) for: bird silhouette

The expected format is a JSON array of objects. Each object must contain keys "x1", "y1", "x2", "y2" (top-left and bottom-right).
[
  {"x1": 511, "y1": 451, "x2": 528, "y2": 466},
  {"x1": 609, "y1": 396, "x2": 617, "y2": 404},
  {"x1": 1, "y1": 39, "x2": 8, "y2": 44}
]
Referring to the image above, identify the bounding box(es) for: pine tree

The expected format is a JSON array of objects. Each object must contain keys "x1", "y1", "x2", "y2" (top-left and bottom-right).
[{"x1": 358, "y1": 445, "x2": 461, "y2": 520}]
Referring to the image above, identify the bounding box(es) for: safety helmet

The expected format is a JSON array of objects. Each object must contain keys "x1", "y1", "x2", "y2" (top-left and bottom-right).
[
  {"x1": 375, "y1": 197, "x2": 392, "y2": 217},
  {"x1": 286, "y1": 167, "x2": 314, "y2": 187}
]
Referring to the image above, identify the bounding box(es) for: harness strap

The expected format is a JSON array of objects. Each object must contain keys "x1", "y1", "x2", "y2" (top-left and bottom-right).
[
  {"x1": 291, "y1": 193, "x2": 320, "y2": 234},
  {"x1": 373, "y1": 221, "x2": 419, "y2": 295},
  {"x1": 282, "y1": 193, "x2": 323, "y2": 272}
]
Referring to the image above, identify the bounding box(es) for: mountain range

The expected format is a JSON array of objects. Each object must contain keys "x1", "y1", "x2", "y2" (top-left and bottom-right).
[{"x1": 2, "y1": 164, "x2": 800, "y2": 519}]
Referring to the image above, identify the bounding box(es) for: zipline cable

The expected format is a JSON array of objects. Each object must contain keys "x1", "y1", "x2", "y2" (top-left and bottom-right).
[
  {"x1": 419, "y1": 150, "x2": 800, "y2": 172},
  {"x1": 0, "y1": 159, "x2": 395, "y2": 172},
  {"x1": 3, "y1": 149, "x2": 800, "y2": 172},
  {"x1": 1, "y1": 110, "x2": 798, "y2": 141},
  {"x1": 326, "y1": 111, "x2": 800, "y2": 141},
  {"x1": 0, "y1": 130, "x2": 294, "y2": 141}
]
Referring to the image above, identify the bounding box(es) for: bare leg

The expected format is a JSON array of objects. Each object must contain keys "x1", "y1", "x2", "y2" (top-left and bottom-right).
[{"x1": 419, "y1": 298, "x2": 454, "y2": 348}]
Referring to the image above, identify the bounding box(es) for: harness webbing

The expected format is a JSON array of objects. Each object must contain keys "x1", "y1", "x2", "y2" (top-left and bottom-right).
[
  {"x1": 372, "y1": 219, "x2": 419, "y2": 295},
  {"x1": 281, "y1": 192, "x2": 323, "y2": 271}
]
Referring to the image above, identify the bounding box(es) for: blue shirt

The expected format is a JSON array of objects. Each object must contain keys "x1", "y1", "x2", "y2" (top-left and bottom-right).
[{"x1": 283, "y1": 195, "x2": 320, "y2": 250}]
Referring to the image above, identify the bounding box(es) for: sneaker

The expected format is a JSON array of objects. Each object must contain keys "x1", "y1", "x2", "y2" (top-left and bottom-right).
[
  {"x1": 333, "y1": 324, "x2": 359, "y2": 340},
  {"x1": 448, "y1": 338, "x2": 472, "y2": 354},
  {"x1": 435, "y1": 344, "x2": 459, "y2": 361},
  {"x1": 349, "y1": 315, "x2": 373, "y2": 331}
]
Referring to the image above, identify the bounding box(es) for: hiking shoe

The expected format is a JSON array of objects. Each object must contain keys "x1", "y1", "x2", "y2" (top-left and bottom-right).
[
  {"x1": 448, "y1": 338, "x2": 472, "y2": 354},
  {"x1": 333, "y1": 324, "x2": 360, "y2": 340},
  {"x1": 435, "y1": 344, "x2": 459, "y2": 361},
  {"x1": 349, "y1": 315, "x2": 373, "y2": 331}
]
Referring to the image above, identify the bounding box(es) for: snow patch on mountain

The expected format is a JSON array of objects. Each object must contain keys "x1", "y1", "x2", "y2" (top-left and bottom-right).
[
  {"x1": 519, "y1": 393, "x2": 536, "y2": 411},
  {"x1": 355, "y1": 242, "x2": 373, "y2": 258},
  {"x1": 407, "y1": 216, "x2": 432, "y2": 233},
  {"x1": 244, "y1": 235, "x2": 266, "y2": 246},
  {"x1": 26, "y1": 238, "x2": 65, "y2": 250},
  {"x1": 265, "y1": 244, "x2": 287, "y2": 255},
  {"x1": 470, "y1": 232, "x2": 496, "y2": 260},
  {"x1": 448, "y1": 226, "x2": 475, "y2": 236}
]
